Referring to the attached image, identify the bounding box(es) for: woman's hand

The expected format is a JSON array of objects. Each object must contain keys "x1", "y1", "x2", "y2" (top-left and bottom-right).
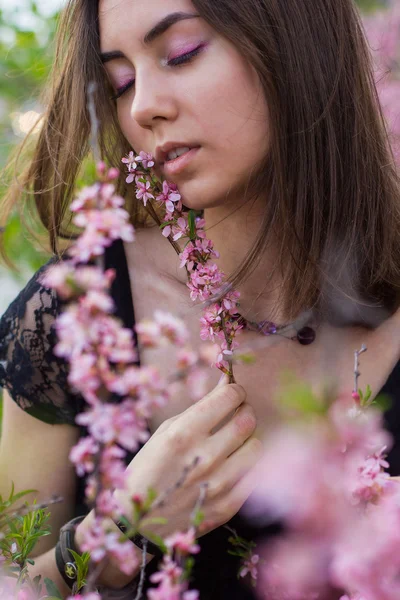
[{"x1": 117, "y1": 376, "x2": 263, "y2": 540}]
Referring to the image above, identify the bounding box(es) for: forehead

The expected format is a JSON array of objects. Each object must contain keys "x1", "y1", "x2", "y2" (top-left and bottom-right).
[{"x1": 98, "y1": 0, "x2": 197, "y2": 46}]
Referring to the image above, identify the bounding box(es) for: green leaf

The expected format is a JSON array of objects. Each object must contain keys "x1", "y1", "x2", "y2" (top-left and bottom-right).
[
  {"x1": 188, "y1": 210, "x2": 196, "y2": 240},
  {"x1": 9, "y1": 490, "x2": 38, "y2": 504},
  {"x1": 44, "y1": 577, "x2": 63, "y2": 599},
  {"x1": 192, "y1": 509, "x2": 205, "y2": 528},
  {"x1": 143, "y1": 517, "x2": 168, "y2": 526},
  {"x1": 371, "y1": 393, "x2": 392, "y2": 412},
  {"x1": 140, "y1": 531, "x2": 167, "y2": 554},
  {"x1": 159, "y1": 221, "x2": 174, "y2": 229},
  {"x1": 143, "y1": 487, "x2": 158, "y2": 511}
]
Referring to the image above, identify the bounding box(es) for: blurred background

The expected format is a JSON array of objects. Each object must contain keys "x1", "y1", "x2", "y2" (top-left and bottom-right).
[{"x1": 0, "y1": 0, "x2": 397, "y2": 313}]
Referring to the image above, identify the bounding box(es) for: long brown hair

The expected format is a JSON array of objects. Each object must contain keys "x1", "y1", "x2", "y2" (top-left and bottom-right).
[{"x1": 1, "y1": 0, "x2": 400, "y2": 324}]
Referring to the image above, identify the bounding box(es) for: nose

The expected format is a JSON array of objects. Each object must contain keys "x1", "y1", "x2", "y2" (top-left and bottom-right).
[{"x1": 129, "y1": 69, "x2": 177, "y2": 128}]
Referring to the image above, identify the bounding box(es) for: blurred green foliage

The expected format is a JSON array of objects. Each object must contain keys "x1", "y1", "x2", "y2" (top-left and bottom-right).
[{"x1": 0, "y1": 3, "x2": 60, "y2": 279}]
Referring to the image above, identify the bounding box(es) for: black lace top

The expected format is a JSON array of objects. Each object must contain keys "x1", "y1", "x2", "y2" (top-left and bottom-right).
[{"x1": 1, "y1": 238, "x2": 400, "y2": 599}]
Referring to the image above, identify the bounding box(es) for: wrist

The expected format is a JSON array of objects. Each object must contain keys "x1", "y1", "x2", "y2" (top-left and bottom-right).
[{"x1": 75, "y1": 510, "x2": 156, "y2": 590}]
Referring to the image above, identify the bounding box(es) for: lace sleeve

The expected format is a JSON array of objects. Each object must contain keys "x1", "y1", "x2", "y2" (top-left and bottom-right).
[{"x1": 0, "y1": 258, "x2": 84, "y2": 426}]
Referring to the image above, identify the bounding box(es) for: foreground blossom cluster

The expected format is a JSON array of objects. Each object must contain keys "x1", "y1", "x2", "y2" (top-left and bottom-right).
[
  {"x1": 241, "y1": 388, "x2": 400, "y2": 600},
  {"x1": 122, "y1": 150, "x2": 400, "y2": 600},
  {"x1": 36, "y1": 162, "x2": 218, "y2": 599}
]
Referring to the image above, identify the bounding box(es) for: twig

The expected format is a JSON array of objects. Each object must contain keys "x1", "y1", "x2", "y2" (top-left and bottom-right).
[
  {"x1": 133, "y1": 539, "x2": 149, "y2": 600},
  {"x1": 84, "y1": 556, "x2": 109, "y2": 593},
  {"x1": 190, "y1": 482, "x2": 209, "y2": 527},
  {"x1": 145, "y1": 199, "x2": 186, "y2": 257},
  {"x1": 133, "y1": 462, "x2": 205, "y2": 599},
  {"x1": 86, "y1": 80, "x2": 105, "y2": 273},
  {"x1": 87, "y1": 81, "x2": 101, "y2": 167},
  {"x1": 353, "y1": 344, "x2": 367, "y2": 393},
  {"x1": 220, "y1": 316, "x2": 235, "y2": 384},
  {"x1": 0, "y1": 495, "x2": 64, "y2": 525}
]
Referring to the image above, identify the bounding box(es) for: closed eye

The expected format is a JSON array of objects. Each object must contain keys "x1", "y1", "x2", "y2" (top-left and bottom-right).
[{"x1": 110, "y1": 44, "x2": 205, "y2": 101}]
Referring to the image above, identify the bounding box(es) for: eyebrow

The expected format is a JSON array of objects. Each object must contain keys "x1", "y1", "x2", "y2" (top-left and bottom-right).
[{"x1": 100, "y1": 11, "x2": 200, "y2": 64}]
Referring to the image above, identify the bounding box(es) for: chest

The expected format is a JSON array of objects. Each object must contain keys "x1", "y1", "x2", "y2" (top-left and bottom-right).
[{"x1": 124, "y1": 237, "x2": 400, "y2": 439}]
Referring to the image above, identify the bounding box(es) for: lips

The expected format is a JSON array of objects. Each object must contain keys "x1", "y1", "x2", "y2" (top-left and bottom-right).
[
  {"x1": 155, "y1": 142, "x2": 200, "y2": 165},
  {"x1": 161, "y1": 147, "x2": 200, "y2": 176}
]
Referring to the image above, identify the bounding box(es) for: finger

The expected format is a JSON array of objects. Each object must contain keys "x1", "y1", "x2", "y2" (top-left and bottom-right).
[
  {"x1": 179, "y1": 382, "x2": 246, "y2": 435},
  {"x1": 223, "y1": 443, "x2": 264, "y2": 512},
  {"x1": 206, "y1": 436, "x2": 263, "y2": 500},
  {"x1": 205, "y1": 403, "x2": 257, "y2": 462}
]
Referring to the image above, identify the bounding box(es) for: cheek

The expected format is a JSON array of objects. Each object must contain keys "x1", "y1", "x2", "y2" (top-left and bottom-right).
[
  {"x1": 117, "y1": 106, "x2": 150, "y2": 154},
  {"x1": 193, "y1": 53, "x2": 270, "y2": 170}
]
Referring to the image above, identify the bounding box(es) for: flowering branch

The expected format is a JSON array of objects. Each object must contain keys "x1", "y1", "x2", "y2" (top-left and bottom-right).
[{"x1": 121, "y1": 151, "x2": 244, "y2": 384}]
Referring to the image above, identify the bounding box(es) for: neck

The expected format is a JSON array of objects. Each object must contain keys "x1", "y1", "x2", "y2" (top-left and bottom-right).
[{"x1": 203, "y1": 199, "x2": 287, "y2": 323}]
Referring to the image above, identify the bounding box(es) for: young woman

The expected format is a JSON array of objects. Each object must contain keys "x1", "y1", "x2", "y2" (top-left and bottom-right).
[{"x1": 1, "y1": 0, "x2": 400, "y2": 598}]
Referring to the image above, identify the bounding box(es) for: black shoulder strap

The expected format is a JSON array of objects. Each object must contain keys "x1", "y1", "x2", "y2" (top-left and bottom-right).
[
  {"x1": 381, "y1": 360, "x2": 400, "y2": 476},
  {"x1": 104, "y1": 239, "x2": 136, "y2": 332}
]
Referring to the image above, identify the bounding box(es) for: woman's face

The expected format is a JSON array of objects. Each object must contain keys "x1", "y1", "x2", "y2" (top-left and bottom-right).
[{"x1": 99, "y1": 0, "x2": 270, "y2": 211}]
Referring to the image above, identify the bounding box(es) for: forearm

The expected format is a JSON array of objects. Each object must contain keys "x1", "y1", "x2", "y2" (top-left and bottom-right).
[
  {"x1": 24, "y1": 514, "x2": 155, "y2": 600},
  {"x1": 27, "y1": 546, "x2": 74, "y2": 600}
]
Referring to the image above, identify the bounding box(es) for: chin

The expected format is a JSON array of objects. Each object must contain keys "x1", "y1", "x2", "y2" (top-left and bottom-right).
[{"x1": 167, "y1": 177, "x2": 228, "y2": 211}]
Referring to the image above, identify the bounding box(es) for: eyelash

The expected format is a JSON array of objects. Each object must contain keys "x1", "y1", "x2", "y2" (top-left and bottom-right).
[{"x1": 110, "y1": 45, "x2": 204, "y2": 101}]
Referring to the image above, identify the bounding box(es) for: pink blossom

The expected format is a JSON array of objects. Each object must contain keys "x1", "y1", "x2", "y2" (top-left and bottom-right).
[
  {"x1": 339, "y1": 595, "x2": 369, "y2": 600},
  {"x1": 54, "y1": 305, "x2": 93, "y2": 357},
  {"x1": 329, "y1": 396, "x2": 392, "y2": 455},
  {"x1": 349, "y1": 447, "x2": 390, "y2": 505},
  {"x1": 68, "y1": 227, "x2": 111, "y2": 263},
  {"x1": 113, "y1": 398, "x2": 151, "y2": 451},
  {"x1": 331, "y1": 486, "x2": 400, "y2": 600},
  {"x1": 156, "y1": 180, "x2": 182, "y2": 213},
  {"x1": 108, "y1": 365, "x2": 169, "y2": 415},
  {"x1": 100, "y1": 445, "x2": 128, "y2": 489},
  {"x1": 239, "y1": 553, "x2": 260, "y2": 582},
  {"x1": 41, "y1": 264, "x2": 115, "y2": 301},
  {"x1": 200, "y1": 304, "x2": 223, "y2": 341},
  {"x1": 70, "y1": 183, "x2": 102, "y2": 212},
  {"x1": 148, "y1": 556, "x2": 200, "y2": 600},
  {"x1": 179, "y1": 239, "x2": 219, "y2": 270},
  {"x1": 135, "y1": 150, "x2": 155, "y2": 169},
  {"x1": 76, "y1": 399, "x2": 149, "y2": 452},
  {"x1": 187, "y1": 263, "x2": 224, "y2": 301},
  {"x1": 154, "y1": 310, "x2": 189, "y2": 345},
  {"x1": 96, "y1": 489, "x2": 127, "y2": 516},
  {"x1": 69, "y1": 436, "x2": 99, "y2": 476},
  {"x1": 164, "y1": 527, "x2": 200, "y2": 555},
  {"x1": 104, "y1": 531, "x2": 140, "y2": 575},
  {"x1": 80, "y1": 290, "x2": 115, "y2": 314},
  {"x1": 172, "y1": 216, "x2": 189, "y2": 241},
  {"x1": 78, "y1": 518, "x2": 139, "y2": 575},
  {"x1": 186, "y1": 367, "x2": 210, "y2": 401},
  {"x1": 176, "y1": 348, "x2": 198, "y2": 370},
  {"x1": 256, "y1": 534, "x2": 332, "y2": 600},
  {"x1": 135, "y1": 177, "x2": 155, "y2": 206},
  {"x1": 76, "y1": 402, "x2": 118, "y2": 444},
  {"x1": 135, "y1": 319, "x2": 160, "y2": 348},
  {"x1": 40, "y1": 262, "x2": 76, "y2": 298},
  {"x1": 73, "y1": 208, "x2": 135, "y2": 244},
  {"x1": 121, "y1": 151, "x2": 139, "y2": 173}
]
